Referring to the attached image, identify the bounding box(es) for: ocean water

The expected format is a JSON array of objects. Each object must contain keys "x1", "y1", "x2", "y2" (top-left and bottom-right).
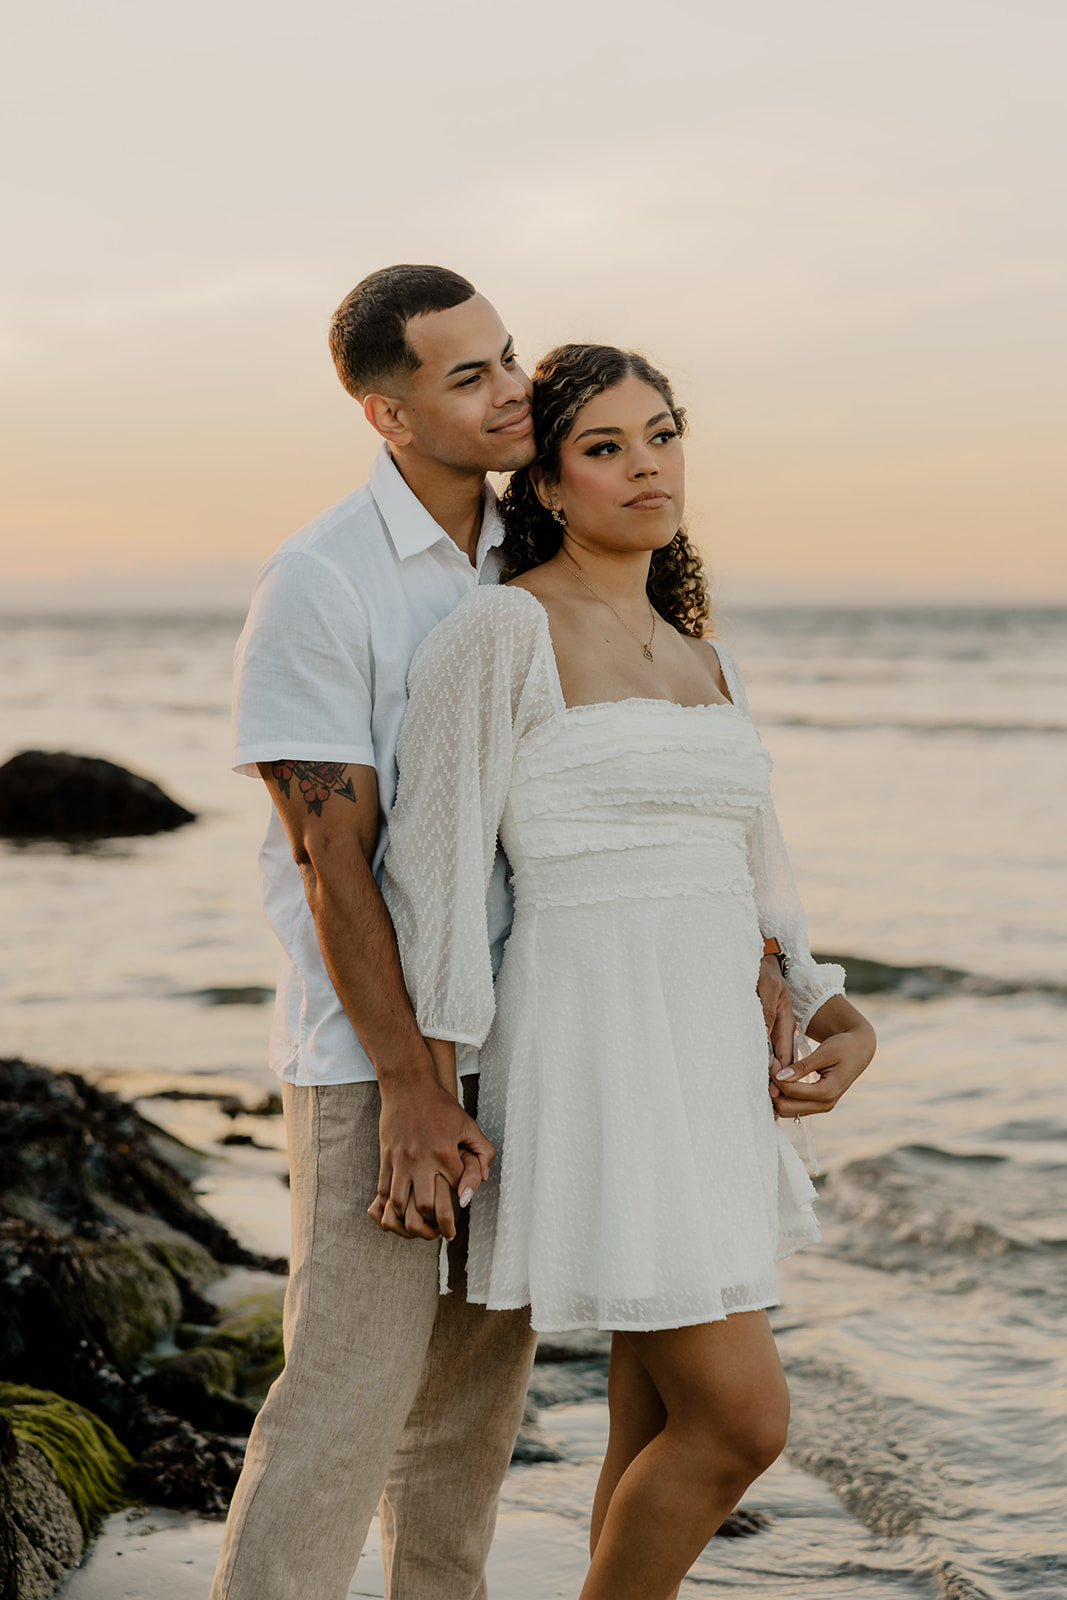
[{"x1": 2, "y1": 604, "x2": 1065, "y2": 1598}]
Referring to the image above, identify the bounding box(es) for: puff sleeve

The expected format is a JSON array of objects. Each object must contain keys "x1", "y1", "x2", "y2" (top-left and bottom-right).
[
  {"x1": 714, "y1": 642, "x2": 847, "y2": 1034},
  {"x1": 382, "y1": 586, "x2": 559, "y2": 1050}
]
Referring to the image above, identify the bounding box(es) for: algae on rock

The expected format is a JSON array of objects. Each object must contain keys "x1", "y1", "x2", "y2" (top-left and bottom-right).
[
  {"x1": 0, "y1": 1385, "x2": 131, "y2": 1537},
  {"x1": 0, "y1": 1057, "x2": 287, "y2": 1558},
  {"x1": 145, "y1": 1294, "x2": 285, "y2": 1433},
  {"x1": 0, "y1": 1423, "x2": 83, "y2": 1600}
]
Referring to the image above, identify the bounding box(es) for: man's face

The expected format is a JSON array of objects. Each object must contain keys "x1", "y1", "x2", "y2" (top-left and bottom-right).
[{"x1": 396, "y1": 294, "x2": 535, "y2": 473}]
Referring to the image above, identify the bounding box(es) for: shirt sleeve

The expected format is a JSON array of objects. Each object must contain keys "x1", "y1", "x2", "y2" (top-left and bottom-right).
[
  {"x1": 382, "y1": 587, "x2": 556, "y2": 1049},
  {"x1": 232, "y1": 549, "x2": 376, "y2": 776},
  {"x1": 713, "y1": 641, "x2": 847, "y2": 1034}
]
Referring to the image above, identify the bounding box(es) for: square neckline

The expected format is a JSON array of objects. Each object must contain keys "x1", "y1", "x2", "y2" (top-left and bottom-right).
[{"x1": 507, "y1": 584, "x2": 738, "y2": 716}]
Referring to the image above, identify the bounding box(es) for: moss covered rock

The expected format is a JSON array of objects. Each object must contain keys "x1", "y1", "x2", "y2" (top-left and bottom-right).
[
  {"x1": 143, "y1": 1346, "x2": 257, "y2": 1435},
  {"x1": 0, "y1": 1060, "x2": 288, "y2": 1536},
  {"x1": 0, "y1": 1386, "x2": 134, "y2": 1598},
  {"x1": 144, "y1": 1295, "x2": 285, "y2": 1432},
  {"x1": 78, "y1": 1238, "x2": 184, "y2": 1368},
  {"x1": 0, "y1": 1385, "x2": 130, "y2": 1536},
  {"x1": 0, "y1": 1424, "x2": 83, "y2": 1600},
  {"x1": 200, "y1": 1296, "x2": 285, "y2": 1405}
]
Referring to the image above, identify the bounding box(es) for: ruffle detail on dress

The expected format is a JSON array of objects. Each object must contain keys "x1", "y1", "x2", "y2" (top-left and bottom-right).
[
  {"x1": 509, "y1": 872, "x2": 757, "y2": 912},
  {"x1": 509, "y1": 782, "x2": 770, "y2": 824},
  {"x1": 515, "y1": 709, "x2": 771, "y2": 782}
]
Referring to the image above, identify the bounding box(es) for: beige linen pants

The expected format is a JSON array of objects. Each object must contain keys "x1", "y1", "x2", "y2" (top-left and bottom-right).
[{"x1": 209, "y1": 1079, "x2": 537, "y2": 1600}]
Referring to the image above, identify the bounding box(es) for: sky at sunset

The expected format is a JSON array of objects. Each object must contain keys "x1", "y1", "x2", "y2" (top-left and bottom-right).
[{"x1": 3, "y1": 0, "x2": 1065, "y2": 607}]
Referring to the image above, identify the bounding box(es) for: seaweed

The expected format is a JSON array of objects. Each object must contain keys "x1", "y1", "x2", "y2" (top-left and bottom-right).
[{"x1": 0, "y1": 1385, "x2": 131, "y2": 1537}]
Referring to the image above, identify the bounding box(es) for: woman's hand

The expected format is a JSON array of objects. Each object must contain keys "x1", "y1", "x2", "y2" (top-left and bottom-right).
[
  {"x1": 757, "y1": 953, "x2": 795, "y2": 1080},
  {"x1": 771, "y1": 995, "x2": 875, "y2": 1118}
]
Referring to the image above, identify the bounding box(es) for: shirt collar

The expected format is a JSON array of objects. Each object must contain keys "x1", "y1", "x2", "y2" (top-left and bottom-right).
[{"x1": 370, "y1": 444, "x2": 504, "y2": 572}]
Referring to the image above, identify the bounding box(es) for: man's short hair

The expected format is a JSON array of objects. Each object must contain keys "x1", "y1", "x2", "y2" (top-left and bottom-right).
[{"x1": 329, "y1": 264, "x2": 476, "y2": 399}]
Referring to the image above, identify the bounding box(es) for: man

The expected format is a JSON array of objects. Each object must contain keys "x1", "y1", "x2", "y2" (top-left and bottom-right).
[{"x1": 210, "y1": 264, "x2": 801, "y2": 1600}]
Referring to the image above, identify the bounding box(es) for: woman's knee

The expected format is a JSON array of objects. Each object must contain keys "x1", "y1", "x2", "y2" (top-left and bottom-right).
[{"x1": 720, "y1": 1391, "x2": 790, "y2": 1479}]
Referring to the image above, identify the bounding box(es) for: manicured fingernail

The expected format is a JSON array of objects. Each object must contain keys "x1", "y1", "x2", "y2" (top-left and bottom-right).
[
  {"x1": 775, "y1": 1067, "x2": 796, "y2": 1081},
  {"x1": 459, "y1": 1187, "x2": 474, "y2": 1208}
]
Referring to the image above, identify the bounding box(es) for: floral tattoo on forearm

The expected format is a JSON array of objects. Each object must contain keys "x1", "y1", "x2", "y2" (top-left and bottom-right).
[{"x1": 271, "y1": 761, "x2": 356, "y2": 816}]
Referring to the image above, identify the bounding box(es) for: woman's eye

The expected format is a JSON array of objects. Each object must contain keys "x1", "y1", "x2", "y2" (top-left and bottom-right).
[
  {"x1": 652, "y1": 429, "x2": 678, "y2": 444},
  {"x1": 585, "y1": 441, "x2": 620, "y2": 457}
]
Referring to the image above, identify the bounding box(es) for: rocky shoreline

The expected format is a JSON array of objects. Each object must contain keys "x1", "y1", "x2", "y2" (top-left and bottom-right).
[
  {"x1": 0, "y1": 1061, "x2": 606, "y2": 1596},
  {"x1": 2, "y1": 1060, "x2": 778, "y2": 1598},
  {"x1": 0, "y1": 1059, "x2": 286, "y2": 1597}
]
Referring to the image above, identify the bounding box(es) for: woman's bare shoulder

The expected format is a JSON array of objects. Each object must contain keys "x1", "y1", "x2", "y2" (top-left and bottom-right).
[{"x1": 504, "y1": 566, "x2": 558, "y2": 601}]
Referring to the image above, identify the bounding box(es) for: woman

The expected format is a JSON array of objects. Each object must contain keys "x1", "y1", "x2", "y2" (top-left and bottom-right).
[{"x1": 382, "y1": 345, "x2": 875, "y2": 1599}]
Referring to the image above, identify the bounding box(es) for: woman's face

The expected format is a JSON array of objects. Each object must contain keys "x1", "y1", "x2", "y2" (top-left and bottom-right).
[{"x1": 548, "y1": 375, "x2": 685, "y2": 555}]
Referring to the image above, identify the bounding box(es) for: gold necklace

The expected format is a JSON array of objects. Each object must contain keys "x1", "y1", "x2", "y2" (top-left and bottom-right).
[{"x1": 562, "y1": 559, "x2": 657, "y2": 662}]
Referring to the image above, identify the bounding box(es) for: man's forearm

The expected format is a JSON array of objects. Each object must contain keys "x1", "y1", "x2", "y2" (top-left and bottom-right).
[{"x1": 301, "y1": 847, "x2": 436, "y2": 1092}]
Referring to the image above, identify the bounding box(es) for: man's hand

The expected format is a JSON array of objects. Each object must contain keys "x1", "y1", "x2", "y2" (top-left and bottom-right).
[
  {"x1": 368, "y1": 1080, "x2": 495, "y2": 1241},
  {"x1": 258, "y1": 759, "x2": 496, "y2": 1239},
  {"x1": 757, "y1": 954, "x2": 795, "y2": 1106},
  {"x1": 772, "y1": 995, "x2": 875, "y2": 1117}
]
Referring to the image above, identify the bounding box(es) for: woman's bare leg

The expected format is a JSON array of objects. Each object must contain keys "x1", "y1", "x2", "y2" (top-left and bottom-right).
[
  {"x1": 578, "y1": 1311, "x2": 789, "y2": 1600},
  {"x1": 589, "y1": 1333, "x2": 666, "y2": 1554},
  {"x1": 589, "y1": 1334, "x2": 679, "y2": 1600}
]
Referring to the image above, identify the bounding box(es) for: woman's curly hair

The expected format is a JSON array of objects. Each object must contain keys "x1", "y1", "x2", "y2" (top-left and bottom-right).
[{"x1": 499, "y1": 344, "x2": 711, "y2": 638}]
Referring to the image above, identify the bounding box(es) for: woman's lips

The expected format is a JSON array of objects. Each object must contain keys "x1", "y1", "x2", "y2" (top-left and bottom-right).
[{"x1": 625, "y1": 492, "x2": 670, "y2": 508}]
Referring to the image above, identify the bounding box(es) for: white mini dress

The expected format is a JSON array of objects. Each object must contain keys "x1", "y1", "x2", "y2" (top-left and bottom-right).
[{"x1": 383, "y1": 586, "x2": 845, "y2": 1333}]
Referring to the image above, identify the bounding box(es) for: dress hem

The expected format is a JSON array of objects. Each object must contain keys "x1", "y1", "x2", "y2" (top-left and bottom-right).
[{"x1": 467, "y1": 1291, "x2": 784, "y2": 1335}]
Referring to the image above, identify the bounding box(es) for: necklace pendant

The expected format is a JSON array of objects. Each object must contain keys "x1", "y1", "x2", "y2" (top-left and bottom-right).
[{"x1": 643, "y1": 645, "x2": 654, "y2": 661}]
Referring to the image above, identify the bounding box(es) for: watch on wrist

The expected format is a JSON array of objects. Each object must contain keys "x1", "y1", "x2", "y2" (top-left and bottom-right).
[{"x1": 762, "y1": 936, "x2": 791, "y2": 977}]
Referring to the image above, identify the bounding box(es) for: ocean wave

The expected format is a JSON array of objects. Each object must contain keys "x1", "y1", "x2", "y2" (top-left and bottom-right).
[
  {"x1": 785, "y1": 1357, "x2": 944, "y2": 1535},
  {"x1": 930, "y1": 1559, "x2": 1001, "y2": 1600},
  {"x1": 765, "y1": 716, "x2": 1067, "y2": 736},
  {"x1": 822, "y1": 1144, "x2": 1067, "y2": 1265},
  {"x1": 785, "y1": 1359, "x2": 1020, "y2": 1599},
  {"x1": 812, "y1": 952, "x2": 1067, "y2": 1002}
]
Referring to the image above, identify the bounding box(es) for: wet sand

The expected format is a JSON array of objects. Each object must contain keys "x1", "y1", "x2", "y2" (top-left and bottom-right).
[{"x1": 58, "y1": 1403, "x2": 876, "y2": 1600}]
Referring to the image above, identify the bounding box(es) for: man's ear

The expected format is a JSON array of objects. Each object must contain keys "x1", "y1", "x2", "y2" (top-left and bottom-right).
[{"x1": 363, "y1": 390, "x2": 413, "y2": 447}]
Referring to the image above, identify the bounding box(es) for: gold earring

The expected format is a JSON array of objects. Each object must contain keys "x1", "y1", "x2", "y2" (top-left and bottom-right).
[{"x1": 550, "y1": 505, "x2": 566, "y2": 527}]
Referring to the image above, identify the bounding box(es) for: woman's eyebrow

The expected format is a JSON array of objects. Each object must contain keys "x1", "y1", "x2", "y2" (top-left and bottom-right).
[{"x1": 573, "y1": 411, "x2": 672, "y2": 442}]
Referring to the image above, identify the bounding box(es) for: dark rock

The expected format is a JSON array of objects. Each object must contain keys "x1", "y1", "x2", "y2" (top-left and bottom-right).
[
  {"x1": 0, "y1": 1057, "x2": 286, "y2": 1273},
  {"x1": 811, "y1": 950, "x2": 1062, "y2": 1001},
  {"x1": 535, "y1": 1330, "x2": 612, "y2": 1363},
  {"x1": 142, "y1": 1294, "x2": 285, "y2": 1432},
  {"x1": 0, "y1": 1060, "x2": 287, "y2": 1541},
  {"x1": 191, "y1": 1298, "x2": 284, "y2": 1403},
  {"x1": 715, "y1": 1507, "x2": 773, "y2": 1537},
  {"x1": 142, "y1": 1085, "x2": 283, "y2": 1116},
  {"x1": 0, "y1": 749, "x2": 196, "y2": 841},
  {"x1": 509, "y1": 1422, "x2": 566, "y2": 1464},
  {"x1": 0, "y1": 1385, "x2": 130, "y2": 1536},
  {"x1": 187, "y1": 986, "x2": 275, "y2": 1007},
  {"x1": 125, "y1": 1422, "x2": 244, "y2": 1515},
  {"x1": 141, "y1": 1348, "x2": 258, "y2": 1435},
  {"x1": 526, "y1": 1359, "x2": 609, "y2": 1410},
  {"x1": 0, "y1": 1384, "x2": 136, "y2": 1596},
  {"x1": 0, "y1": 1423, "x2": 83, "y2": 1600}
]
